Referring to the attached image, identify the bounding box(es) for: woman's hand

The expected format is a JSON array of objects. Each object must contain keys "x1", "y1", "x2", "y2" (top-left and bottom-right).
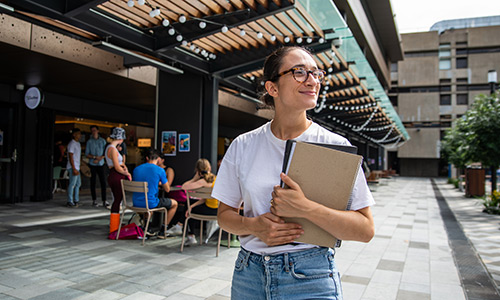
[
  {"x1": 249, "y1": 212, "x2": 303, "y2": 246},
  {"x1": 185, "y1": 207, "x2": 191, "y2": 218},
  {"x1": 270, "y1": 173, "x2": 315, "y2": 218}
]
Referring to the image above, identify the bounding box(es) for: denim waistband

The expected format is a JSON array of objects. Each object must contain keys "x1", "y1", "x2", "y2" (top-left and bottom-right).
[{"x1": 240, "y1": 246, "x2": 333, "y2": 266}]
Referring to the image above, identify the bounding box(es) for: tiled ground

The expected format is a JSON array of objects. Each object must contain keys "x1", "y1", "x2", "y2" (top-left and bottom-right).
[{"x1": 0, "y1": 177, "x2": 496, "y2": 299}]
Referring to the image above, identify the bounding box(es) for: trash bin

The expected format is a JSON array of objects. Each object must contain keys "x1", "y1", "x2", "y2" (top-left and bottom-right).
[{"x1": 465, "y1": 167, "x2": 485, "y2": 197}]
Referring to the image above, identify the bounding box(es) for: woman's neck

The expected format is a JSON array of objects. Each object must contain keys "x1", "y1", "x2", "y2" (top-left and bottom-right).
[{"x1": 271, "y1": 112, "x2": 311, "y2": 140}]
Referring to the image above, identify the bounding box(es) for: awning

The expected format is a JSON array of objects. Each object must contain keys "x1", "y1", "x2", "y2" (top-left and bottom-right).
[{"x1": 3, "y1": 0, "x2": 408, "y2": 145}]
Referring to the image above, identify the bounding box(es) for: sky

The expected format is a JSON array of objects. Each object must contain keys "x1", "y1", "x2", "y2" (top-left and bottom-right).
[{"x1": 390, "y1": 0, "x2": 500, "y2": 33}]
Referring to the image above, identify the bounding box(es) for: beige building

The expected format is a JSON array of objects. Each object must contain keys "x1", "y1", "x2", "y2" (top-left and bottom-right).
[{"x1": 390, "y1": 17, "x2": 500, "y2": 177}]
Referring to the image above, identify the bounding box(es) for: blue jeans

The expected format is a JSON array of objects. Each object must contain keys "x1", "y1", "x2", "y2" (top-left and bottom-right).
[
  {"x1": 67, "y1": 168, "x2": 81, "y2": 204},
  {"x1": 232, "y1": 247, "x2": 342, "y2": 300}
]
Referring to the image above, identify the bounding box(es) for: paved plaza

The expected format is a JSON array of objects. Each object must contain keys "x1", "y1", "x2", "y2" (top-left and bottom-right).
[{"x1": 0, "y1": 177, "x2": 499, "y2": 299}]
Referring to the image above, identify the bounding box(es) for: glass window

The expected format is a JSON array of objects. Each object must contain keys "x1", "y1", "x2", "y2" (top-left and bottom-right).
[
  {"x1": 440, "y1": 85, "x2": 451, "y2": 92},
  {"x1": 439, "y1": 43, "x2": 451, "y2": 58},
  {"x1": 439, "y1": 59, "x2": 451, "y2": 70},
  {"x1": 456, "y1": 57, "x2": 468, "y2": 69},
  {"x1": 391, "y1": 63, "x2": 398, "y2": 72},
  {"x1": 440, "y1": 94, "x2": 451, "y2": 105},
  {"x1": 457, "y1": 85, "x2": 468, "y2": 91},
  {"x1": 456, "y1": 48, "x2": 467, "y2": 55},
  {"x1": 457, "y1": 94, "x2": 468, "y2": 105},
  {"x1": 457, "y1": 78, "x2": 468, "y2": 83}
]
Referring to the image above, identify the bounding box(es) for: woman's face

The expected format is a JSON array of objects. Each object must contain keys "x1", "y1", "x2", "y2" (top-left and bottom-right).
[{"x1": 267, "y1": 49, "x2": 321, "y2": 113}]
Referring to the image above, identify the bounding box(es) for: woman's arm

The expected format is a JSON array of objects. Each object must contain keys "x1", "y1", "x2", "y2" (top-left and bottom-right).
[
  {"x1": 182, "y1": 172, "x2": 211, "y2": 190},
  {"x1": 217, "y1": 202, "x2": 304, "y2": 246},
  {"x1": 108, "y1": 147, "x2": 131, "y2": 180},
  {"x1": 270, "y1": 173, "x2": 374, "y2": 243}
]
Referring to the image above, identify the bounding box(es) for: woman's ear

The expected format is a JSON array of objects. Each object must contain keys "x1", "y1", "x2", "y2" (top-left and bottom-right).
[{"x1": 265, "y1": 81, "x2": 278, "y2": 97}]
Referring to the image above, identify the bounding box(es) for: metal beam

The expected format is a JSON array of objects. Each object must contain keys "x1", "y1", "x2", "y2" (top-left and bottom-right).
[
  {"x1": 154, "y1": 1, "x2": 294, "y2": 51},
  {"x1": 65, "y1": 0, "x2": 107, "y2": 17}
]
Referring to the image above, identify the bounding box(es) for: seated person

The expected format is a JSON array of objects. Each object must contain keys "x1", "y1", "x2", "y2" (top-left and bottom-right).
[
  {"x1": 181, "y1": 158, "x2": 217, "y2": 245},
  {"x1": 132, "y1": 149, "x2": 178, "y2": 238},
  {"x1": 157, "y1": 154, "x2": 175, "y2": 190}
]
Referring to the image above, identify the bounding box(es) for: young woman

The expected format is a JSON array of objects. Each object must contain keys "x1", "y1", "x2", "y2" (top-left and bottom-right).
[
  {"x1": 181, "y1": 158, "x2": 217, "y2": 245},
  {"x1": 105, "y1": 127, "x2": 132, "y2": 233},
  {"x1": 213, "y1": 46, "x2": 375, "y2": 299}
]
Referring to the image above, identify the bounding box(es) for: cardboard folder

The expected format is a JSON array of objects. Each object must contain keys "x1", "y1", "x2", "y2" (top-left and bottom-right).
[{"x1": 281, "y1": 140, "x2": 362, "y2": 248}]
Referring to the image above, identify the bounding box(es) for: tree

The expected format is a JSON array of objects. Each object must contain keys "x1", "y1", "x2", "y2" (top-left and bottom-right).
[{"x1": 441, "y1": 92, "x2": 500, "y2": 193}]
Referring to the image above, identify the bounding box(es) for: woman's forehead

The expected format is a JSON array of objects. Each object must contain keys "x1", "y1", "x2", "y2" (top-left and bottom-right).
[{"x1": 281, "y1": 49, "x2": 317, "y2": 69}]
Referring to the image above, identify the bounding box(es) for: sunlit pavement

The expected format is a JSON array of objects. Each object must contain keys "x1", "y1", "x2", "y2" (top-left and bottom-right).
[{"x1": 0, "y1": 177, "x2": 499, "y2": 299}]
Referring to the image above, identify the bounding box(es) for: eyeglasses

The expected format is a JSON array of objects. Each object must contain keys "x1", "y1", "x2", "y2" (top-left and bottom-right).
[{"x1": 272, "y1": 67, "x2": 326, "y2": 83}]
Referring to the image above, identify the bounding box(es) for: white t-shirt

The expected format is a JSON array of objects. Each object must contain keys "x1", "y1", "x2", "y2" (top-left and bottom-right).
[
  {"x1": 66, "y1": 139, "x2": 81, "y2": 171},
  {"x1": 212, "y1": 121, "x2": 375, "y2": 255}
]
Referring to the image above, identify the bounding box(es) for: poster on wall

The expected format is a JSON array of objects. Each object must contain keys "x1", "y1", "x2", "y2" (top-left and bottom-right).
[
  {"x1": 179, "y1": 133, "x2": 190, "y2": 152},
  {"x1": 161, "y1": 131, "x2": 177, "y2": 156}
]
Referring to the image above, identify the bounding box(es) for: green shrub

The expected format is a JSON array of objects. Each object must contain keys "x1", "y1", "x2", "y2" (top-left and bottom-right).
[{"x1": 483, "y1": 191, "x2": 500, "y2": 215}]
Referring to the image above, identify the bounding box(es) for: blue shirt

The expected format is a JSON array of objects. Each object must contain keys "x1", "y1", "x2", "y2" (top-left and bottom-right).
[
  {"x1": 85, "y1": 137, "x2": 106, "y2": 166},
  {"x1": 132, "y1": 163, "x2": 167, "y2": 208}
]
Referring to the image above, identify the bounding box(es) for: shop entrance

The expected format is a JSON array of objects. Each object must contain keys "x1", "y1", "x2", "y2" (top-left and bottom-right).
[{"x1": 0, "y1": 103, "x2": 17, "y2": 203}]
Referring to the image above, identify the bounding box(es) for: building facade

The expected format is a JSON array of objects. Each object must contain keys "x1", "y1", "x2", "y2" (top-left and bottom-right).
[
  {"x1": 390, "y1": 17, "x2": 500, "y2": 177},
  {"x1": 0, "y1": 0, "x2": 406, "y2": 203}
]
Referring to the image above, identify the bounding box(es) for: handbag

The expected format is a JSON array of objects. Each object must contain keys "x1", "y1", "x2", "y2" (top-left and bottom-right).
[
  {"x1": 167, "y1": 185, "x2": 187, "y2": 203},
  {"x1": 108, "y1": 223, "x2": 144, "y2": 240}
]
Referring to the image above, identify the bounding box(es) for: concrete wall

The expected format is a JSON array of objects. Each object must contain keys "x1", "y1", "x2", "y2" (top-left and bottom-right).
[
  {"x1": 398, "y1": 128, "x2": 440, "y2": 159},
  {"x1": 400, "y1": 158, "x2": 439, "y2": 177},
  {"x1": 398, "y1": 93, "x2": 439, "y2": 122},
  {"x1": 398, "y1": 56, "x2": 439, "y2": 86}
]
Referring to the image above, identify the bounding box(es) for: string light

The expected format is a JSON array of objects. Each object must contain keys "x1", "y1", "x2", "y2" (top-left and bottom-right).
[
  {"x1": 199, "y1": 21, "x2": 206, "y2": 29},
  {"x1": 168, "y1": 28, "x2": 175, "y2": 35},
  {"x1": 221, "y1": 25, "x2": 228, "y2": 33},
  {"x1": 178, "y1": 14, "x2": 186, "y2": 23},
  {"x1": 239, "y1": 29, "x2": 246, "y2": 36},
  {"x1": 256, "y1": 32, "x2": 263, "y2": 39},
  {"x1": 127, "y1": 0, "x2": 134, "y2": 8},
  {"x1": 176, "y1": 34, "x2": 183, "y2": 42},
  {"x1": 162, "y1": 19, "x2": 169, "y2": 27},
  {"x1": 284, "y1": 36, "x2": 290, "y2": 43},
  {"x1": 137, "y1": 0, "x2": 145, "y2": 5},
  {"x1": 270, "y1": 35, "x2": 276, "y2": 42}
]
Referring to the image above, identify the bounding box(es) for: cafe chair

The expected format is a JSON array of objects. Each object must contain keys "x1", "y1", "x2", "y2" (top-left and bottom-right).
[
  {"x1": 52, "y1": 166, "x2": 68, "y2": 193},
  {"x1": 180, "y1": 187, "x2": 229, "y2": 257},
  {"x1": 119, "y1": 180, "x2": 168, "y2": 246}
]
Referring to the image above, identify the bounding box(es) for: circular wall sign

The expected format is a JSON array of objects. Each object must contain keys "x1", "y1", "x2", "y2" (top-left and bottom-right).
[{"x1": 24, "y1": 87, "x2": 43, "y2": 109}]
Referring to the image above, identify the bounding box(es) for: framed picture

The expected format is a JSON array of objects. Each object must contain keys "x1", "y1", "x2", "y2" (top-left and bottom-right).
[
  {"x1": 179, "y1": 133, "x2": 190, "y2": 152},
  {"x1": 161, "y1": 131, "x2": 177, "y2": 156}
]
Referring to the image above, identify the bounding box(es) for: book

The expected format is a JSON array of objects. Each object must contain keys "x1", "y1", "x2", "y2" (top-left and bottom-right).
[{"x1": 280, "y1": 140, "x2": 362, "y2": 248}]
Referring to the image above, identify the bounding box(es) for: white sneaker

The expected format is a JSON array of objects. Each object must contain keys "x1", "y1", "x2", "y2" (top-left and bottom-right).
[
  {"x1": 166, "y1": 224, "x2": 183, "y2": 236},
  {"x1": 184, "y1": 235, "x2": 198, "y2": 246}
]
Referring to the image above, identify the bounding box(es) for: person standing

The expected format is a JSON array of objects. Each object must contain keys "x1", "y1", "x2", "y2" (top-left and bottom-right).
[
  {"x1": 85, "y1": 125, "x2": 108, "y2": 207},
  {"x1": 105, "y1": 127, "x2": 132, "y2": 233},
  {"x1": 213, "y1": 47, "x2": 375, "y2": 299},
  {"x1": 66, "y1": 128, "x2": 82, "y2": 207}
]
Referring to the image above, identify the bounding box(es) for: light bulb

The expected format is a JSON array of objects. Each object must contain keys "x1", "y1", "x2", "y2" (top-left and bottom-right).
[
  {"x1": 319, "y1": 37, "x2": 325, "y2": 44},
  {"x1": 328, "y1": 67, "x2": 333, "y2": 73},
  {"x1": 256, "y1": 32, "x2": 263, "y2": 39},
  {"x1": 178, "y1": 14, "x2": 186, "y2": 23},
  {"x1": 239, "y1": 29, "x2": 245, "y2": 36},
  {"x1": 137, "y1": 0, "x2": 145, "y2": 5},
  {"x1": 149, "y1": 10, "x2": 155, "y2": 18},
  {"x1": 270, "y1": 35, "x2": 276, "y2": 42},
  {"x1": 162, "y1": 19, "x2": 169, "y2": 27},
  {"x1": 199, "y1": 21, "x2": 206, "y2": 29},
  {"x1": 127, "y1": 0, "x2": 134, "y2": 7},
  {"x1": 176, "y1": 34, "x2": 183, "y2": 42},
  {"x1": 194, "y1": 48, "x2": 200, "y2": 54},
  {"x1": 307, "y1": 37, "x2": 312, "y2": 43},
  {"x1": 201, "y1": 49, "x2": 207, "y2": 56},
  {"x1": 296, "y1": 37, "x2": 303, "y2": 43},
  {"x1": 181, "y1": 40, "x2": 188, "y2": 46},
  {"x1": 221, "y1": 25, "x2": 228, "y2": 33},
  {"x1": 284, "y1": 36, "x2": 290, "y2": 43},
  {"x1": 168, "y1": 28, "x2": 175, "y2": 35},
  {"x1": 154, "y1": 8, "x2": 160, "y2": 17},
  {"x1": 189, "y1": 44, "x2": 196, "y2": 50}
]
